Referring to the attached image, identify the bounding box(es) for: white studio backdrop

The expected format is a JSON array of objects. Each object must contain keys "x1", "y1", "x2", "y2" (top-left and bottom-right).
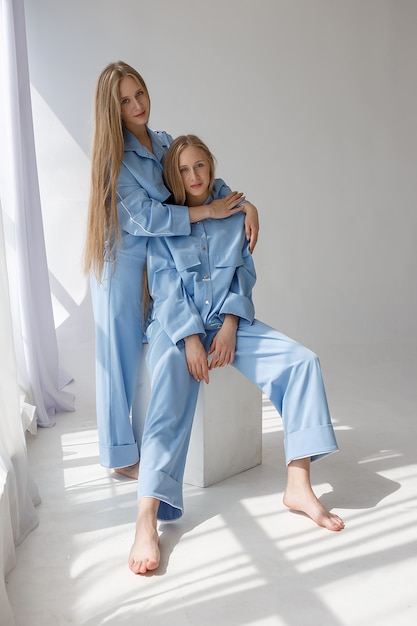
[{"x1": 23, "y1": 0, "x2": 417, "y2": 352}]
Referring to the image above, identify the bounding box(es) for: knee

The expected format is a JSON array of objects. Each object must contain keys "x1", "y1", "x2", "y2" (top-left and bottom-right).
[{"x1": 299, "y1": 345, "x2": 320, "y2": 368}]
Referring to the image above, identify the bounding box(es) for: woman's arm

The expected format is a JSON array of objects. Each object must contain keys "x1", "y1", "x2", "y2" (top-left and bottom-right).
[
  {"x1": 117, "y1": 162, "x2": 191, "y2": 237},
  {"x1": 241, "y1": 201, "x2": 259, "y2": 253},
  {"x1": 208, "y1": 314, "x2": 239, "y2": 370},
  {"x1": 118, "y1": 167, "x2": 248, "y2": 237},
  {"x1": 188, "y1": 191, "x2": 246, "y2": 223},
  {"x1": 184, "y1": 334, "x2": 210, "y2": 383}
]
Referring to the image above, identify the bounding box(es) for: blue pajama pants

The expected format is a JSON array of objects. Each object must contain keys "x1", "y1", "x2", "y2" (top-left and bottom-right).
[
  {"x1": 90, "y1": 249, "x2": 146, "y2": 468},
  {"x1": 139, "y1": 318, "x2": 338, "y2": 521}
]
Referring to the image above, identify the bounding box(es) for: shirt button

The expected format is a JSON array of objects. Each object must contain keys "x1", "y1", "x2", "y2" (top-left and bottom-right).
[
  {"x1": 203, "y1": 274, "x2": 209, "y2": 279},
  {"x1": 201, "y1": 246, "x2": 206, "y2": 250},
  {"x1": 205, "y1": 300, "x2": 210, "y2": 305}
]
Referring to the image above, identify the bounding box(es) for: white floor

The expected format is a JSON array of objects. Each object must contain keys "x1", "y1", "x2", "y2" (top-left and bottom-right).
[{"x1": 6, "y1": 341, "x2": 417, "y2": 626}]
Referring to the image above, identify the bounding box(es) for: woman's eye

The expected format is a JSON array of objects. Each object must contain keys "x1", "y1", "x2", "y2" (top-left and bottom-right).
[
  {"x1": 121, "y1": 98, "x2": 129, "y2": 105},
  {"x1": 179, "y1": 167, "x2": 188, "y2": 174},
  {"x1": 136, "y1": 91, "x2": 143, "y2": 97},
  {"x1": 195, "y1": 162, "x2": 204, "y2": 169}
]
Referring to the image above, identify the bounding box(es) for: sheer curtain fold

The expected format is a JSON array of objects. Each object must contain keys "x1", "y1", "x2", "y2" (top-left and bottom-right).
[
  {"x1": 1, "y1": 0, "x2": 75, "y2": 427},
  {"x1": 0, "y1": 0, "x2": 76, "y2": 623},
  {"x1": 0, "y1": 202, "x2": 40, "y2": 626}
]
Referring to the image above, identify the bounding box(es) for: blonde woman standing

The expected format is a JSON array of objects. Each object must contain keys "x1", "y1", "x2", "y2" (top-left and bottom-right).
[{"x1": 84, "y1": 62, "x2": 259, "y2": 478}]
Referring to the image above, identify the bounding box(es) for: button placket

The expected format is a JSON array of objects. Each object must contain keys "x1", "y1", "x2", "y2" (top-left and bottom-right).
[{"x1": 200, "y1": 225, "x2": 212, "y2": 310}]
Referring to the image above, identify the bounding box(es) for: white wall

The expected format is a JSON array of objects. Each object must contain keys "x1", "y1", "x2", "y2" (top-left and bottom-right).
[{"x1": 24, "y1": 0, "x2": 417, "y2": 350}]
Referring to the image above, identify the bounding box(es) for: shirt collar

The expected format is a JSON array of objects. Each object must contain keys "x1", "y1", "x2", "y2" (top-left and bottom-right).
[{"x1": 123, "y1": 126, "x2": 166, "y2": 162}]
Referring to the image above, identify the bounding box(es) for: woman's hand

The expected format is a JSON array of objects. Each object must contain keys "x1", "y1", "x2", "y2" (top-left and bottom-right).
[
  {"x1": 184, "y1": 334, "x2": 209, "y2": 383},
  {"x1": 208, "y1": 315, "x2": 238, "y2": 369},
  {"x1": 208, "y1": 191, "x2": 246, "y2": 219},
  {"x1": 242, "y1": 201, "x2": 259, "y2": 253}
]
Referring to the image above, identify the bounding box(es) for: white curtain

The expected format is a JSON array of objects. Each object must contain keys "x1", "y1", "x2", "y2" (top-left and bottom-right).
[
  {"x1": 0, "y1": 0, "x2": 75, "y2": 622},
  {"x1": 0, "y1": 0, "x2": 75, "y2": 428},
  {"x1": 0, "y1": 202, "x2": 40, "y2": 626}
]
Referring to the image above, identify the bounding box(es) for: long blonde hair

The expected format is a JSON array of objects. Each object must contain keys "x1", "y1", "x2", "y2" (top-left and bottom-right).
[
  {"x1": 84, "y1": 61, "x2": 149, "y2": 280},
  {"x1": 163, "y1": 135, "x2": 216, "y2": 205}
]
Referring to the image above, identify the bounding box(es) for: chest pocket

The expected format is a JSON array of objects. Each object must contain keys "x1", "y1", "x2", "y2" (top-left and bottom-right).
[
  {"x1": 212, "y1": 248, "x2": 244, "y2": 269},
  {"x1": 173, "y1": 253, "x2": 202, "y2": 272}
]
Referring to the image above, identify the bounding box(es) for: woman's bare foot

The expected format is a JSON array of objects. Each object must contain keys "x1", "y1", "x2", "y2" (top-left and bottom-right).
[
  {"x1": 284, "y1": 458, "x2": 345, "y2": 532},
  {"x1": 283, "y1": 488, "x2": 344, "y2": 531},
  {"x1": 113, "y1": 462, "x2": 139, "y2": 480},
  {"x1": 128, "y1": 497, "x2": 160, "y2": 574}
]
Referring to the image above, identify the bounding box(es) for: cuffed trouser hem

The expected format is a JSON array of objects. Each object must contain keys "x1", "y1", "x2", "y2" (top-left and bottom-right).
[
  {"x1": 138, "y1": 467, "x2": 184, "y2": 521},
  {"x1": 99, "y1": 443, "x2": 139, "y2": 469},
  {"x1": 284, "y1": 424, "x2": 339, "y2": 465}
]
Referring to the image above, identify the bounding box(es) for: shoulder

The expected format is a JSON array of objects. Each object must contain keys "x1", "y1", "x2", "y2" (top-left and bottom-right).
[
  {"x1": 211, "y1": 178, "x2": 232, "y2": 199},
  {"x1": 148, "y1": 129, "x2": 174, "y2": 150}
]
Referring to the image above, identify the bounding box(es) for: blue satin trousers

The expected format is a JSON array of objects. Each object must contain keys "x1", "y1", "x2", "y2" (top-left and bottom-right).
[
  {"x1": 90, "y1": 248, "x2": 146, "y2": 468},
  {"x1": 139, "y1": 318, "x2": 338, "y2": 521}
]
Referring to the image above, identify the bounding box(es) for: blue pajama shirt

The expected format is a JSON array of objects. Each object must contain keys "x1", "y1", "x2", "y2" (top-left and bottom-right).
[
  {"x1": 90, "y1": 127, "x2": 191, "y2": 468},
  {"x1": 140, "y1": 179, "x2": 339, "y2": 520}
]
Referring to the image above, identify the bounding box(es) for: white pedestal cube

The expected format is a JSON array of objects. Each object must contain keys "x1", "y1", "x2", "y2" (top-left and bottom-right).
[{"x1": 133, "y1": 345, "x2": 262, "y2": 488}]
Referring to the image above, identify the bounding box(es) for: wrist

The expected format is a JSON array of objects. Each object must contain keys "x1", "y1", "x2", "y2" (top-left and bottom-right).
[
  {"x1": 223, "y1": 314, "x2": 239, "y2": 329},
  {"x1": 184, "y1": 333, "x2": 201, "y2": 344},
  {"x1": 240, "y1": 201, "x2": 249, "y2": 214},
  {"x1": 241, "y1": 201, "x2": 256, "y2": 215},
  {"x1": 189, "y1": 205, "x2": 211, "y2": 223}
]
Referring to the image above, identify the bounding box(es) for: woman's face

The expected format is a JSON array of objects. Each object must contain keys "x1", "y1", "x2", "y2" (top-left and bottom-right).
[
  {"x1": 179, "y1": 146, "x2": 211, "y2": 207},
  {"x1": 119, "y1": 75, "x2": 150, "y2": 133}
]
